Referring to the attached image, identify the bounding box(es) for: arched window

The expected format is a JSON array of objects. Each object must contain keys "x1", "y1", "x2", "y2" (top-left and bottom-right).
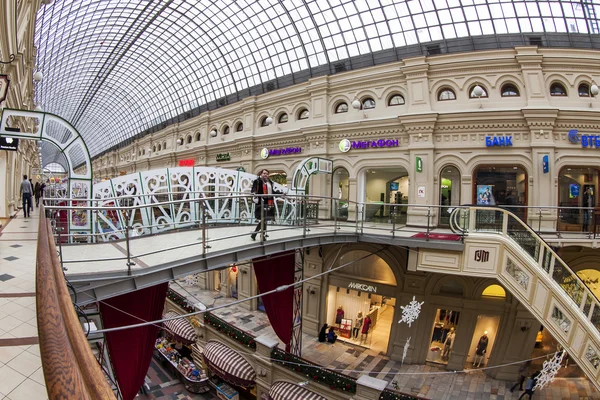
[
  {"x1": 223, "y1": 125, "x2": 230, "y2": 135},
  {"x1": 578, "y1": 83, "x2": 590, "y2": 97},
  {"x1": 260, "y1": 116, "x2": 270, "y2": 127},
  {"x1": 235, "y1": 122, "x2": 243, "y2": 132},
  {"x1": 152, "y1": 145, "x2": 156, "y2": 152},
  {"x1": 194, "y1": 132, "x2": 201, "y2": 141},
  {"x1": 278, "y1": 113, "x2": 288, "y2": 123},
  {"x1": 362, "y1": 98, "x2": 376, "y2": 109},
  {"x1": 469, "y1": 84, "x2": 488, "y2": 98},
  {"x1": 163, "y1": 141, "x2": 167, "y2": 150},
  {"x1": 298, "y1": 109, "x2": 309, "y2": 120},
  {"x1": 481, "y1": 284, "x2": 506, "y2": 298},
  {"x1": 388, "y1": 94, "x2": 405, "y2": 106},
  {"x1": 438, "y1": 88, "x2": 456, "y2": 101},
  {"x1": 439, "y1": 165, "x2": 461, "y2": 227},
  {"x1": 186, "y1": 135, "x2": 192, "y2": 144},
  {"x1": 550, "y1": 82, "x2": 567, "y2": 96},
  {"x1": 439, "y1": 279, "x2": 464, "y2": 296},
  {"x1": 157, "y1": 143, "x2": 161, "y2": 151},
  {"x1": 501, "y1": 83, "x2": 519, "y2": 97},
  {"x1": 335, "y1": 102, "x2": 348, "y2": 113}
]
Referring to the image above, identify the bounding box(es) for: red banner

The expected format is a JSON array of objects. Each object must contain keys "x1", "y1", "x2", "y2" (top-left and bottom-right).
[{"x1": 178, "y1": 159, "x2": 194, "y2": 166}]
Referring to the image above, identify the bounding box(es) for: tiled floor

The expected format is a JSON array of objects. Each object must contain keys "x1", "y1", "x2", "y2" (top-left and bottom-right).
[
  {"x1": 172, "y1": 280, "x2": 600, "y2": 400},
  {"x1": 0, "y1": 207, "x2": 47, "y2": 400}
]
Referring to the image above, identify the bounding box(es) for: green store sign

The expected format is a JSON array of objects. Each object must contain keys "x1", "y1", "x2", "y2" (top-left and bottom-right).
[{"x1": 216, "y1": 153, "x2": 230, "y2": 162}]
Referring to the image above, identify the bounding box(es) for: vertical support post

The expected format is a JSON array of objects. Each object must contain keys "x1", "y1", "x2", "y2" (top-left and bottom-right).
[
  {"x1": 426, "y1": 207, "x2": 431, "y2": 240},
  {"x1": 290, "y1": 249, "x2": 304, "y2": 356},
  {"x1": 302, "y1": 197, "x2": 307, "y2": 238},
  {"x1": 201, "y1": 201, "x2": 211, "y2": 256},
  {"x1": 260, "y1": 197, "x2": 266, "y2": 242},
  {"x1": 538, "y1": 208, "x2": 543, "y2": 234},
  {"x1": 123, "y1": 210, "x2": 135, "y2": 275}
]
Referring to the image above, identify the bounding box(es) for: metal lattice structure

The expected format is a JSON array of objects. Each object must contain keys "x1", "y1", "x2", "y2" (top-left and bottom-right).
[
  {"x1": 290, "y1": 248, "x2": 304, "y2": 356},
  {"x1": 33, "y1": 1, "x2": 600, "y2": 166}
]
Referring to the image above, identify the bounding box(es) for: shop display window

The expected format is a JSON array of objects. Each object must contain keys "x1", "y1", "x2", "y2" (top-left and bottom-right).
[
  {"x1": 558, "y1": 167, "x2": 599, "y2": 232},
  {"x1": 439, "y1": 166, "x2": 460, "y2": 227},
  {"x1": 474, "y1": 166, "x2": 527, "y2": 220},
  {"x1": 427, "y1": 308, "x2": 460, "y2": 365}
]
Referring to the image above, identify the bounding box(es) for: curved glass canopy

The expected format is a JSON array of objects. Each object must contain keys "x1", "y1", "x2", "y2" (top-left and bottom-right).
[{"x1": 34, "y1": 0, "x2": 600, "y2": 165}]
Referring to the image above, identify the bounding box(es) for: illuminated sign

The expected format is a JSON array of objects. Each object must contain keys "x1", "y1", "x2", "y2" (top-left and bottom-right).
[
  {"x1": 339, "y1": 138, "x2": 399, "y2": 152},
  {"x1": 568, "y1": 129, "x2": 600, "y2": 148},
  {"x1": 347, "y1": 282, "x2": 377, "y2": 293},
  {"x1": 216, "y1": 153, "x2": 230, "y2": 162},
  {"x1": 178, "y1": 159, "x2": 195, "y2": 166},
  {"x1": 0, "y1": 137, "x2": 18, "y2": 151},
  {"x1": 260, "y1": 147, "x2": 302, "y2": 159},
  {"x1": 485, "y1": 136, "x2": 513, "y2": 147}
]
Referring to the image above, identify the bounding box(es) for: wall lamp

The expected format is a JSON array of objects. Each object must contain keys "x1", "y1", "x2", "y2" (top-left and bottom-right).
[
  {"x1": 351, "y1": 99, "x2": 361, "y2": 110},
  {"x1": 520, "y1": 321, "x2": 531, "y2": 332},
  {"x1": 210, "y1": 129, "x2": 217, "y2": 137},
  {"x1": 33, "y1": 71, "x2": 43, "y2": 82},
  {"x1": 176, "y1": 138, "x2": 183, "y2": 145}
]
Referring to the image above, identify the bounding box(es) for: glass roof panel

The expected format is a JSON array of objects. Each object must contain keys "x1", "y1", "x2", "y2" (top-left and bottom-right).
[{"x1": 33, "y1": 0, "x2": 600, "y2": 161}]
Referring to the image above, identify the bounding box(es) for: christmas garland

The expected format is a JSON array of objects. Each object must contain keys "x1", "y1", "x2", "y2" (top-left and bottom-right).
[
  {"x1": 379, "y1": 389, "x2": 422, "y2": 400},
  {"x1": 271, "y1": 347, "x2": 357, "y2": 394},
  {"x1": 203, "y1": 313, "x2": 256, "y2": 349},
  {"x1": 166, "y1": 288, "x2": 195, "y2": 313}
]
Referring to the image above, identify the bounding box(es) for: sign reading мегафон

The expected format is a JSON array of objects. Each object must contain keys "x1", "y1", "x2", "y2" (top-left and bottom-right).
[
  {"x1": 339, "y1": 138, "x2": 399, "y2": 152},
  {"x1": 260, "y1": 147, "x2": 301, "y2": 159}
]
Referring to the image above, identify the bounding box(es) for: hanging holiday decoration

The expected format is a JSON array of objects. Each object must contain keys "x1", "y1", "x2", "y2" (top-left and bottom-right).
[
  {"x1": 402, "y1": 336, "x2": 411, "y2": 366},
  {"x1": 533, "y1": 351, "x2": 566, "y2": 391},
  {"x1": 398, "y1": 296, "x2": 424, "y2": 327}
]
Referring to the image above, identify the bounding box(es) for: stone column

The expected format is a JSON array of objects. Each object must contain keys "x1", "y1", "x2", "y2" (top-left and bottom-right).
[{"x1": 253, "y1": 335, "x2": 279, "y2": 400}]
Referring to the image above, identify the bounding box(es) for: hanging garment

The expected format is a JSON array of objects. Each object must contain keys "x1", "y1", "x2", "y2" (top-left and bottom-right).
[
  {"x1": 362, "y1": 317, "x2": 372, "y2": 334},
  {"x1": 475, "y1": 335, "x2": 489, "y2": 356},
  {"x1": 335, "y1": 308, "x2": 345, "y2": 324}
]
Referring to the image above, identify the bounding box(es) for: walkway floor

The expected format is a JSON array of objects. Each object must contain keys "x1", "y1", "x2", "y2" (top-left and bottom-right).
[
  {"x1": 171, "y1": 280, "x2": 600, "y2": 400},
  {"x1": 0, "y1": 207, "x2": 47, "y2": 400}
]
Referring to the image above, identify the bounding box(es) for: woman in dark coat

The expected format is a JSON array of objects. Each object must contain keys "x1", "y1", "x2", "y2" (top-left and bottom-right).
[
  {"x1": 250, "y1": 169, "x2": 283, "y2": 241},
  {"x1": 318, "y1": 324, "x2": 328, "y2": 342}
]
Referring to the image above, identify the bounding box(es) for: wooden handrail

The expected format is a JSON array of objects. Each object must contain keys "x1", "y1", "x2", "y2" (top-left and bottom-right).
[{"x1": 37, "y1": 208, "x2": 115, "y2": 399}]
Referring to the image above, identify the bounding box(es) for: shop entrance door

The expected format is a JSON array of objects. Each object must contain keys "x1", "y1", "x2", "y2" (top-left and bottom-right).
[{"x1": 426, "y1": 308, "x2": 461, "y2": 365}]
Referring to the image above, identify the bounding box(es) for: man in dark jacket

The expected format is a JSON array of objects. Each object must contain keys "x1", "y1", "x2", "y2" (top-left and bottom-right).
[{"x1": 250, "y1": 169, "x2": 283, "y2": 241}]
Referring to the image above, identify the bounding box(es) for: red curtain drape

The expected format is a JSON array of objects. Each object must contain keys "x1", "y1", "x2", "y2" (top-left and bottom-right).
[
  {"x1": 253, "y1": 252, "x2": 295, "y2": 351},
  {"x1": 100, "y1": 283, "x2": 168, "y2": 400}
]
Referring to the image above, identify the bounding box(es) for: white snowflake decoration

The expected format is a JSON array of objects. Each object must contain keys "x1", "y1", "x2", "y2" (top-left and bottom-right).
[
  {"x1": 398, "y1": 296, "x2": 424, "y2": 327},
  {"x1": 183, "y1": 274, "x2": 199, "y2": 286},
  {"x1": 402, "y1": 336, "x2": 411, "y2": 366},
  {"x1": 533, "y1": 351, "x2": 566, "y2": 391}
]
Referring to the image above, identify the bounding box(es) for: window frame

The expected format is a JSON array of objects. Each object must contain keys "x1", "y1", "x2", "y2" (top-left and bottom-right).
[
  {"x1": 297, "y1": 109, "x2": 309, "y2": 120},
  {"x1": 550, "y1": 82, "x2": 567, "y2": 97},
  {"x1": 335, "y1": 102, "x2": 348, "y2": 113},
  {"x1": 438, "y1": 88, "x2": 457, "y2": 101},
  {"x1": 387, "y1": 94, "x2": 405, "y2": 106},
  {"x1": 501, "y1": 83, "x2": 520, "y2": 97}
]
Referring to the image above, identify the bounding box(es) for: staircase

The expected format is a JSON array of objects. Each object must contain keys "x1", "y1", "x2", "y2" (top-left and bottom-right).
[{"x1": 437, "y1": 207, "x2": 600, "y2": 388}]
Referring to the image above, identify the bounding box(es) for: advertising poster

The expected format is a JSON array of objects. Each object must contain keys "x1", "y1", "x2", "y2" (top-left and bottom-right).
[{"x1": 476, "y1": 185, "x2": 495, "y2": 205}]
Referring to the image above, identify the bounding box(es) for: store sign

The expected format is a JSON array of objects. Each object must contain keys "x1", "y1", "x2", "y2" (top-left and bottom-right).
[
  {"x1": 568, "y1": 129, "x2": 600, "y2": 148},
  {"x1": 542, "y1": 155, "x2": 549, "y2": 174},
  {"x1": 485, "y1": 136, "x2": 513, "y2": 147},
  {"x1": 339, "y1": 138, "x2": 399, "y2": 152},
  {"x1": 0, "y1": 137, "x2": 18, "y2": 151},
  {"x1": 416, "y1": 156, "x2": 423, "y2": 172},
  {"x1": 260, "y1": 147, "x2": 302, "y2": 159},
  {"x1": 178, "y1": 159, "x2": 194, "y2": 166},
  {"x1": 474, "y1": 250, "x2": 490, "y2": 262},
  {"x1": 347, "y1": 282, "x2": 377, "y2": 293},
  {"x1": 216, "y1": 153, "x2": 230, "y2": 162}
]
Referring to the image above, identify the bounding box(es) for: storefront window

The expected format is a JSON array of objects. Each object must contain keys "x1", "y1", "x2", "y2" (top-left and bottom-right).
[
  {"x1": 427, "y1": 309, "x2": 460, "y2": 365},
  {"x1": 439, "y1": 166, "x2": 460, "y2": 227},
  {"x1": 364, "y1": 167, "x2": 409, "y2": 222},
  {"x1": 558, "y1": 167, "x2": 599, "y2": 233},
  {"x1": 474, "y1": 166, "x2": 527, "y2": 219}
]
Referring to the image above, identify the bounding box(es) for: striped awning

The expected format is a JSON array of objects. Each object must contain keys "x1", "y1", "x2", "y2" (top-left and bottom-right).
[
  {"x1": 163, "y1": 311, "x2": 197, "y2": 345},
  {"x1": 203, "y1": 340, "x2": 256, "y2": 388},
  {"x1": 269, "y1": 381, "x2": 327, "y2": 400}
]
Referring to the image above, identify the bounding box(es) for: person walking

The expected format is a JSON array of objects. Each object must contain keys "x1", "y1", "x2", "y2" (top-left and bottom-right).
[
  {"x1": 510, "y1": 360, "x2": 531, "y2": 393},
  {"x1": 250, "y1": 169, "x2": 283, "y2": 241},
  {"x1": 20, "y1": 175, "x2": 33, "y2": 218},
  {"x1": 518, "y1": 370, "x2": 541, "y2": 400},
  {"x1": 34, "y1": 181, "x2": 41, "y2": 207},
  {"x1": 583, "y1": 187, "x2": 594, "y2": 232}
]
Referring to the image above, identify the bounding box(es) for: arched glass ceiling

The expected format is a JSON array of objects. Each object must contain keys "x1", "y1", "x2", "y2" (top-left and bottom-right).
[{"x1": 34, "y1": 0, "x2": 600, "y2": 164}]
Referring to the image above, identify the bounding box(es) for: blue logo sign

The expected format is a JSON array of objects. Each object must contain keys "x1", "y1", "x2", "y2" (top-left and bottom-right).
[
  {"x1": 485, "y1": 136, "x2": 513, "y2": 147},
  {"x1": 568, "y1": 129, "x2": 580, "y2": 143},
  {"x1": 542, "y1": 155, "x2": 549, "y2": 174}
]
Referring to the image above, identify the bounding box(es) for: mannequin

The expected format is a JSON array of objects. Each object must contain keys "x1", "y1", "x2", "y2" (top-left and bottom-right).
[
  {"x1": 473, "y1": 331, "x2": 489, "y2": 367},
  {"x1": 441, "y1": 327, "x2": 455, "y2": 360},
  {"x1": 360, "y1": 315, "x2": 372, "y2": 342},
  {"x1": 353, "y1": 312, "x2": 363, "y2": 339},
  {"x1": 335, "y1": 306, "x2": 345, "y2": 325}
]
